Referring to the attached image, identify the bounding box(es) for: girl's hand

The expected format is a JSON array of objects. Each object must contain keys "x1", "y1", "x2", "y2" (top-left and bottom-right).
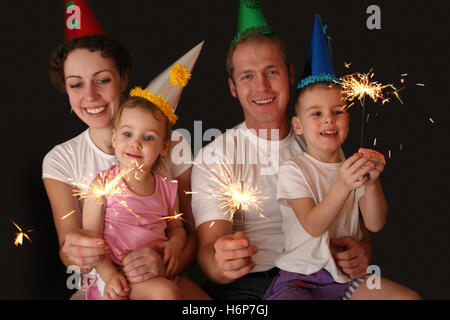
[
  {"x1": 61, "y1": 229, "x2": 109, "y2": 273},
  {"x1": 118, "y1": 246, "x2": 165, "y2": 284},
  {"x1": 103, "y1": 272, "x2": 130, "y2": 300},
  {"x1": 358, "y1": 148, "x2": 386, "y2": 184},
  {"x1": 161, "y1": 240, "x2": 183, "y2": 277},
  {"x1": 336, "y1": 153, "x2": 374, "y2": 193}
]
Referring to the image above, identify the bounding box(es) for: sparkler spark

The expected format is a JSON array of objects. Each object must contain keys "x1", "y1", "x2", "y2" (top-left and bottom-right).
[
  {"x1": 10, "y1": 218, "x2": 34, "y2": 246},
  {"x1": 60, "y1": 210, "x2": 76, "y2": 220},
  {"x1": 191, "y1": 162, "x2": 266, "y2": 222},
  {"x1": 338, "y1": 69, "x2": 403, "y2": 105},
  {"x1": 158, "y1": 212, "x2": 187, "y2": 223},
  {"x1": 337, "y1": 69, "x2": 404, "y2": 148}
]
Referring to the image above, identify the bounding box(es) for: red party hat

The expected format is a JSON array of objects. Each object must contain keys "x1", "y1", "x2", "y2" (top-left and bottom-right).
[{"x1": 64, "y1": 0, "x2": 105, "y2": 41}]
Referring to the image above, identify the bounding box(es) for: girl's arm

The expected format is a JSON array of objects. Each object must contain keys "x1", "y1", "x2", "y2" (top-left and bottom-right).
[
  {"x1": 43, "y1": 178, "x2": 108, "y2": 273},
  {"x1": 162, "y1": 196, "x2": 187, "y2": 276},
  {"x1": 82, "y1": 178, "x2": 118, "y2": 282},
  {"x1": 287, "y1": 153, "x2": 374, "y2": 237}
]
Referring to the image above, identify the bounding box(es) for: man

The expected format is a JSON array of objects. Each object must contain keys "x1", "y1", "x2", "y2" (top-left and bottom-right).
[{"x1": 191, "y1": 1, "x2": 371, "y2": 300}]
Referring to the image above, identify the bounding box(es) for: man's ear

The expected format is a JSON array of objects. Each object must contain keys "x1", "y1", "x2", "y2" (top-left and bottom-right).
[
  {"x1": 228, "y1": 77, "x2": 237, "y2": 98},
  {"x1": 289, "y1": 64, "x2": 295, "y2": 86},
  {"x1": 291, "y1": 116, "x2": 303, "y2": 135}
]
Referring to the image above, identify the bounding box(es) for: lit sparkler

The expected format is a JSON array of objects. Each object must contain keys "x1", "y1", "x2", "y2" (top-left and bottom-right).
[
  {"x1": 191, "y1": 162, "x2": 266, "y2": 223},
  {"x1": 337, "y1": 69, "x2": 404, "y2": 147},
  {"x1": 68, "y1": 161, "x2": 144, "y2": 219},
  {"x1": 10, "y1": 218, "x2": 34, "y2": 246}
]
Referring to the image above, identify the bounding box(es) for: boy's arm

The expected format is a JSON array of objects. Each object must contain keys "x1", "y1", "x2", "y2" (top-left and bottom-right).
[
  {"x1": 287, "y1": 153, "x2": 373, "y2": 237},
  {"x1": 359, "y1": 179, "x2": 388, "y2": 232},
  {"x1": 287, "y1": 186, "x2": 352, "y2": 237},
  {"x1": 357, "y1": 148, "x2": 388, "y2": 233}
]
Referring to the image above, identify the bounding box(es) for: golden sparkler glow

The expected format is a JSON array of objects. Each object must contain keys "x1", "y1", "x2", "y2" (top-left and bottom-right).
[
  {"x1": 66, "y1": 161, "x2": 145, "y2": 220},
  {"x1": 10, "y1": 218, "x2": 33, "y2": 246},
  {"x1": 191, "y1": 162, "x2": 266, "y2": 222},
  {"x1": 158, "y1": 212, "x2": 187, "y2": 223},
  {"x1": 337, "y1": 69, "x2": 404, "y2": 106}
]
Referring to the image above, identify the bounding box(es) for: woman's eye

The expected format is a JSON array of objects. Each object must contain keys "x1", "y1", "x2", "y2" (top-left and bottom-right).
[
  {"x1": 144, "y1": 135, "x2": 154, "y2": 141},
  {"x1": 97, "y1": 78, "x2": 111, "y2": 85},
  {"x1": 68, "y1": 83, "x2": 82, "y2": 89}
]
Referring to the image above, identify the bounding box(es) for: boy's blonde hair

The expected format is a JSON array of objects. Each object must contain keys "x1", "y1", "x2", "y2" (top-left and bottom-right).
[{"x1": 294, "y1": 82, "x2": 343, "y2": 115}]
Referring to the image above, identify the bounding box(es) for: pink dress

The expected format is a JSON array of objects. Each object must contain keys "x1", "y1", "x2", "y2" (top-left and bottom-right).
[{"x1": 86, "y1": 165, "x2": 178, "y2": 300}]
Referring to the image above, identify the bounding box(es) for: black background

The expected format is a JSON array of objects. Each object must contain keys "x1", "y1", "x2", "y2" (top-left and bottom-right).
[{"x1": 1, "y1": 0, "x2": 449, "y2": 300}]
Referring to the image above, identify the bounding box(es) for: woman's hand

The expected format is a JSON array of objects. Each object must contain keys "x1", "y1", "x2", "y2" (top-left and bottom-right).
[
  {"x1": 61, "y1": 229, "x2": 109, "y2": 273},
  {"x1": 118, "y1": 246, "x2": 165, "y2": 284}
]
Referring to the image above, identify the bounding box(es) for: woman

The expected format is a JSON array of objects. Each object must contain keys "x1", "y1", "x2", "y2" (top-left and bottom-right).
[{"x1": 43, "y1": 34, "x2": 199, "y2": 298}]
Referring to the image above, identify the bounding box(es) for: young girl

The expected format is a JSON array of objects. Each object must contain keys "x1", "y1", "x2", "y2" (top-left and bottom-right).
[
  {"x1": 264, "y1": 82, "x2": 420, "y2": 300},
  {"x1": 83, "y1": 96, "x2": 207, "y2": 300}
]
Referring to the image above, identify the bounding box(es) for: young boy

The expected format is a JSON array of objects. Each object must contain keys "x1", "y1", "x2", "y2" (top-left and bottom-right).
[{"x1": 264, "y1": 14, "x2": 420, "y2": 300}]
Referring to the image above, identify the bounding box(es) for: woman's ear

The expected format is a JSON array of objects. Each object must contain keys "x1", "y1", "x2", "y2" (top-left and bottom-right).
[
  {"x1": 121, "y1": 68, "x2": 130, "y2": 93},
  {"x1": 291, "y1": 116, "x2": 303, "y2": 135}
]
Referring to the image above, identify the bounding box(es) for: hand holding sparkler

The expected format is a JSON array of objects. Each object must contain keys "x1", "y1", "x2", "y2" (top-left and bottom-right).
[
  {"x1": 357, "y1": 148, "x2": 386, "y2": 184},
  {"x1": 213, "y1": 231, "x2": 258, "y2": 281}
]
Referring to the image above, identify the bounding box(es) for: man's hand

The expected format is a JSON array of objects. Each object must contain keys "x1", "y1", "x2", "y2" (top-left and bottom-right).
[
  {"x1": 331, "y1": 236, "x2": 371, "y2": 279},
  {"x1": 214, "y1": 231, "x2": 258, "y2": 280}
]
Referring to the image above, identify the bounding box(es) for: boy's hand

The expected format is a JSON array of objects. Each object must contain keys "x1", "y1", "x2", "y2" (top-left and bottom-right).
[
  {"x1": 358, "y1": 148, "x2": 386, "y2": 184},
  {"x1": 160, "y1": 240, "x2": 183, "y2": 277},
  {"x1": 337, "y1": 153, "x2": 374, "y2": 192},
  {"x1": 103, "y1": 272, "x2": 130, "y2": 300}
]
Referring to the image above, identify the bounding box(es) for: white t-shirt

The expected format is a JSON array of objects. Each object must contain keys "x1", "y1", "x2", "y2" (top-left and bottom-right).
[
  {"x1": 42, "y1": 128, "x2": 192, "y2": 211},
  {"x1": 191, "y1": 122, "x2": 307, "y2": 272},
  {"x1": 275, "y1": 152, "x2": 364, "y2": 283}
]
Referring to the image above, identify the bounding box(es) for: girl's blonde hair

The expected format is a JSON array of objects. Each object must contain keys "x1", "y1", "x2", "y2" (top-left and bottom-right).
[{"x1": 113, "y1": 96, "x2": 172, "y2": 142}]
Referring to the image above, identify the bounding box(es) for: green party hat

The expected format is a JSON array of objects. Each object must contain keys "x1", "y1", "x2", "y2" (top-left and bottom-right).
[{"x1": 231, "y1": 0, "x2": 275, "y2": 46}]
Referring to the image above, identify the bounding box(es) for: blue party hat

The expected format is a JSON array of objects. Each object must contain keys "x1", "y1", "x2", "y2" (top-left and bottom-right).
[{"x1": 297, "y1": 14, "x2": 338, "y2": 90}]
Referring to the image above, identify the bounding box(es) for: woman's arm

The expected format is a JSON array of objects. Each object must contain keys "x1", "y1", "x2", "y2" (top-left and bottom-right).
[{"x1": 43, "y1": 178, "x2": 108, "y2": 273}]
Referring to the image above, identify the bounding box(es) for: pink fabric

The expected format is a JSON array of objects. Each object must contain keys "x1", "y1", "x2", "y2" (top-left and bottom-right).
[{"x1": 86, "y1": 165, "x2": 178, "y2": 300}]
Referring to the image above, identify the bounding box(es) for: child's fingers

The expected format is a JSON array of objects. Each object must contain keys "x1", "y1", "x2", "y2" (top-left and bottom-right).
[
  {"x1": 342, "y1": 153, "x2": 364, "y2": 170},
  {"x1": 113, "y1": 285, "x2": 129, "y2": 299},
  {"x1": 119, "y1": 275, "x2": 130, "y2": 293},
  {"x1": 358, "y1": 148, "x2": 385, "y2": 165},
  {"x1": 348, "y1": 156, "x2": 371, "y2": 175},
  {"x1": 162, "y1": 247, "x2": 170, "y2": 265}
]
